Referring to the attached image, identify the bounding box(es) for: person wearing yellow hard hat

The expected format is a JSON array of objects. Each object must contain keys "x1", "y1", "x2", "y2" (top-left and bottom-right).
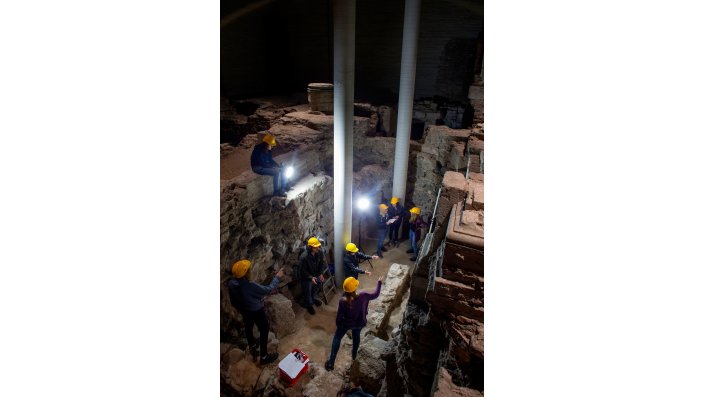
[
  {"x1": 375, "y1": 203, "x2": 393, "y2": 258},
  {"x1": 323, "y1": 275, "x2": 383, "y2": 372},
  {"x1": 343, "y1": 242, "x2": 378, "y2": 280},
  {"x1": 407, "y1": 206, "x2": 429, "y2": 261},
  {"x1": 387, "y1": 197, "x2": 405, "y2": 248},
  {"x1": 297, "y1": 236, "x2": 328, "y2": 315},
  {"x1": 250, "y1": 132, "x2": 287, "y2": 197},
  {"x1": 227, "y1": 259, "x2": 284, "y2": 365}
]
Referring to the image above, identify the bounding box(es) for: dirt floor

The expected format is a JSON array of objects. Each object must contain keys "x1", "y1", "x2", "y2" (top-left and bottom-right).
[{"x1": 276, "y1": 232, "x2": 416, "y2": 376}]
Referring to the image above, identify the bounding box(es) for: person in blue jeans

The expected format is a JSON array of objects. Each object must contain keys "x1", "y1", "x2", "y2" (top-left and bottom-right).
[
  {"x1": 376, "y1": 204, "x2": 392, "y2": 258},
  {"x1": 406, "y1": 207, "x2": 429, "y2": 261},
  {"x1": 387, "y1": 197, "x2": 404, "y2": 247},
  {"x1": 250, "y1": 133, "x2": 286, "y2": 197},
  {"x1": 324, "y1": 276, "x2": 383, "y2": 371}
]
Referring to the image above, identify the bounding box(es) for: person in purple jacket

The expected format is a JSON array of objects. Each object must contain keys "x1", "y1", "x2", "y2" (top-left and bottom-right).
[{"x1": 324, "y1": 276, "x2": 383, "y2": 371}]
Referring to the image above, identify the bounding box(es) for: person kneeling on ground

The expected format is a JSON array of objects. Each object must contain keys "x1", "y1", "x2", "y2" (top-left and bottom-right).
[
  {"x1": 324, "y1": 276, "x2": 383, "y2": 371},
  {"x1": 343, "y1": 242, "x2": 378, "y2": 280},
  {"x1": 250, "y1": 132, "x2": 287, "y2": 197},
  {"x1": 299, "y1": 237, "x2": 327, "y2": 315},
  {"x1": 227, "y1": 259, "x2": 283, "y2": 365}
]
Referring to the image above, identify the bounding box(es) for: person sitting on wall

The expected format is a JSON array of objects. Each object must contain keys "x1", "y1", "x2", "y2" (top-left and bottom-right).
[
  {"x1": 376, "y1": 204, "x2": 393, "y2": 258},
  {"x1": 387, "y1": 197, "x2": 405, "y2": 248},
  {"x1": 298, "y1": 237, "x2": 327, "y2": 315},
  {"x1": 406, "y1": 207, "x2": 429, "y2": 261},
  {"x1": 324, "y1": 276, "x2": 383, "y2": 372},
  {"x1": 250, "y1": 132, "x2": 287, "y2": 197},
  {"x1": 227, "y1": 259, "x2": 283, "y2": 365},
  {"x1": 343, "y1": 242, "x2": 378, "y2": 280}
]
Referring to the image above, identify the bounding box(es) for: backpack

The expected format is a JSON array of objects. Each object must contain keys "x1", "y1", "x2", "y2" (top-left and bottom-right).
[{"x1": 227, "y1": 279, "x2": 246, "y2": 312}]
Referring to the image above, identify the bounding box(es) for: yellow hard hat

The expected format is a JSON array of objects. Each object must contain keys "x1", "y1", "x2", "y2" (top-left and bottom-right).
[
  {"x1": 410, "y1": 207, "x2": 421, "y2": 215},
  {"x1": 231, "y1": 259, "x2": 251, "y2": 278},
  {"x1": 262, "y1": 133, "x2": 277, "y2": 147},
  {"x1": 345, "y1": 243, "x2": 359, "y2": 253},
  {"x1": 378, "y1": 204, "x2": 388, "y2": 210},
  {"x1": 307, "y1": 237, "x2": 321, "y2": 247},
  {"x1": 390, "y1": 197, "x2": 399, "y2": 205},
  {"x1": 343, "y1": 277, "x2": 359, "y2": 293}
]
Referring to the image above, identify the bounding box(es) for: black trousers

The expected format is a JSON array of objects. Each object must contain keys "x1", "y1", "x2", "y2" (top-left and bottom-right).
[
  {"x1": 242, "y1": 308, "x2": 269, "y2": 356},
  {"x1": 300, "y1": 277, "x2": 320, "y2": 308}
]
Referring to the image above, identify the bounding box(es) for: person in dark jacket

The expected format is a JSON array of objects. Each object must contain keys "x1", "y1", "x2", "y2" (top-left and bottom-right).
[
  {"x1": 376, "y1": 204, "x2": 392, "y2": 258},
  {"x1": 343, "y1": 242, "x2": 378, "y2": 280},
  {"x1": 298, "y1": 237, "x2": 327, "y2": 315},
  {"x1": 324, "y1": 276, "x2": 383, "y2": 371},
  {"x1": 406, "y1": 207, "x2": 429, "y2": 261},
  {"x1": 250, "y1": 133, "x2": 286, "y2": 197},
  {"x1": 227, "y1": 259, "x2": 283, "y2": 365},
  {"x1": 387, "y1": 197, "x2": 405, "y2": 247}
]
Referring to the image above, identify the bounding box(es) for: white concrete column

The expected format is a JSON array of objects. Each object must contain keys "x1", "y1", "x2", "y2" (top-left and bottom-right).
[
  {"x1": 333, "y1": 0, "x2": 355, "y2": 288},
  {"x1": 392, "y1": 0, "x2": 421, "y2": 204}
]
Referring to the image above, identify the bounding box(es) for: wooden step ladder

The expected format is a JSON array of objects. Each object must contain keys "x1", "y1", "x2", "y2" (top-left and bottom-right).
[{"x1": 318, "y1": 265, "x2": 338, "y2": 305}]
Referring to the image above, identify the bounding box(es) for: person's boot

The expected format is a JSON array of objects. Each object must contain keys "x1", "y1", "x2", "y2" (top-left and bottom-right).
[
  {"x1": 410, "y1": 256, "x2": 417, "y2": 261},
  {"x1": 248, "y1": 345, "x2": 259, "y2": 361},
  {"x1": 307, "y1": 306, "x2": 316, "y2": 315},
  {"x1": 260, "y1": 352, "x2": 279, "y2": 365},
  {"x1": 313, "y1": 298, "x2": 323, "y2": 307},
  {"x1": 406, "y1": 248, "x2": 414, "y2": 253},
  {"x1": 324, "y1": 360, "x2": 334, "y2": 371}
]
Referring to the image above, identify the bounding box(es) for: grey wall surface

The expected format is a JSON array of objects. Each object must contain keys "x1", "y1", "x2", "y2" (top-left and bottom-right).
[{"x1": 221, "y1": 0, "x2": 483, "y2": 103}]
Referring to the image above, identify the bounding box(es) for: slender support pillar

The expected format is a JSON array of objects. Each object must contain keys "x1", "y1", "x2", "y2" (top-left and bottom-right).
[
  {"x1": 392, "y1": 0, "x2": 422, "y2": 204},
  {"x1": 333, "y1": 0, "x2": 355, "y2": 288}
]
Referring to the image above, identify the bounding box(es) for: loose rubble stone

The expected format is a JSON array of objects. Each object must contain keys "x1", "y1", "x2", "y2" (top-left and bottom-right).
[
  {"x1": 265, "y1": 293, "x2": 297, "y2": 338},
  {"x1": 349, "y1": 334, "x2": 388, "y2": 396},
  {"x1": 302, "y1": 363, "x2": 344, "y2": 397},
  {"x1": 433, "y1": 367, "x2": 483, "y2": 396}
]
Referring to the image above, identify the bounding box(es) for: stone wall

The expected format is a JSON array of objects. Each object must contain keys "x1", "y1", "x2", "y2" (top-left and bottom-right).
[
  {"x1": 220, "y1": 91, "x2": 484, "y2": 395},
  {"x1": 222, "y1": 0, "x2": 483, "y2": 102},
  {"x1": 411, "y1": 125, "x2": 483, "y2": 226},
  {"x1": 382, "y1": 170, "x2": 484, "y2": 396}
]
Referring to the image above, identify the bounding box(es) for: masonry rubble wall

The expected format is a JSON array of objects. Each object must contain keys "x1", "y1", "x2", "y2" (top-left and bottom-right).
[{"x1": 382, "y1": 170, "x2": 484, "y2": 396}]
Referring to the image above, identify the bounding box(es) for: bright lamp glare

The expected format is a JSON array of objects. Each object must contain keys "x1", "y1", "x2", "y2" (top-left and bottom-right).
[
  {"x1": 357, "y1": 197, "x2": 369, "y2": 210},
  {"x1": 284, "y1": 166, "x2": 294, "y2": 179}
]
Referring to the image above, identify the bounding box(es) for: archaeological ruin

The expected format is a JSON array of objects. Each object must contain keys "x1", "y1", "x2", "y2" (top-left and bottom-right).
[{"x1": 221, "y1": 0, "x2": 483, "y2": 396}]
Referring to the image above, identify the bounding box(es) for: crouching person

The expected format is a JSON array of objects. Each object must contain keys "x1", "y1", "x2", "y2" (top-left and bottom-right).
[
  {"x1": 324, "y1": 276, "x2": 383, "y2": 371},
  {"x1": 299, "y1": 237, "x2": 327, "y2": 315},
  {"x1": 227, "y1": 259, "x2": 284, "y2": 365}
]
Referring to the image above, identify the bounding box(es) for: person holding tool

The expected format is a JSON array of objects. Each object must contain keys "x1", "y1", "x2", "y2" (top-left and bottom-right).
[
  {"x1": 227, "y1": 259, "x2": 283, "y2": 365},
  {"x1": 298, "y1": 236, "x2": 327, "y2": 315},
  {"x1": 343, "y1": 242, "x2": 378, "y2": 280}
]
